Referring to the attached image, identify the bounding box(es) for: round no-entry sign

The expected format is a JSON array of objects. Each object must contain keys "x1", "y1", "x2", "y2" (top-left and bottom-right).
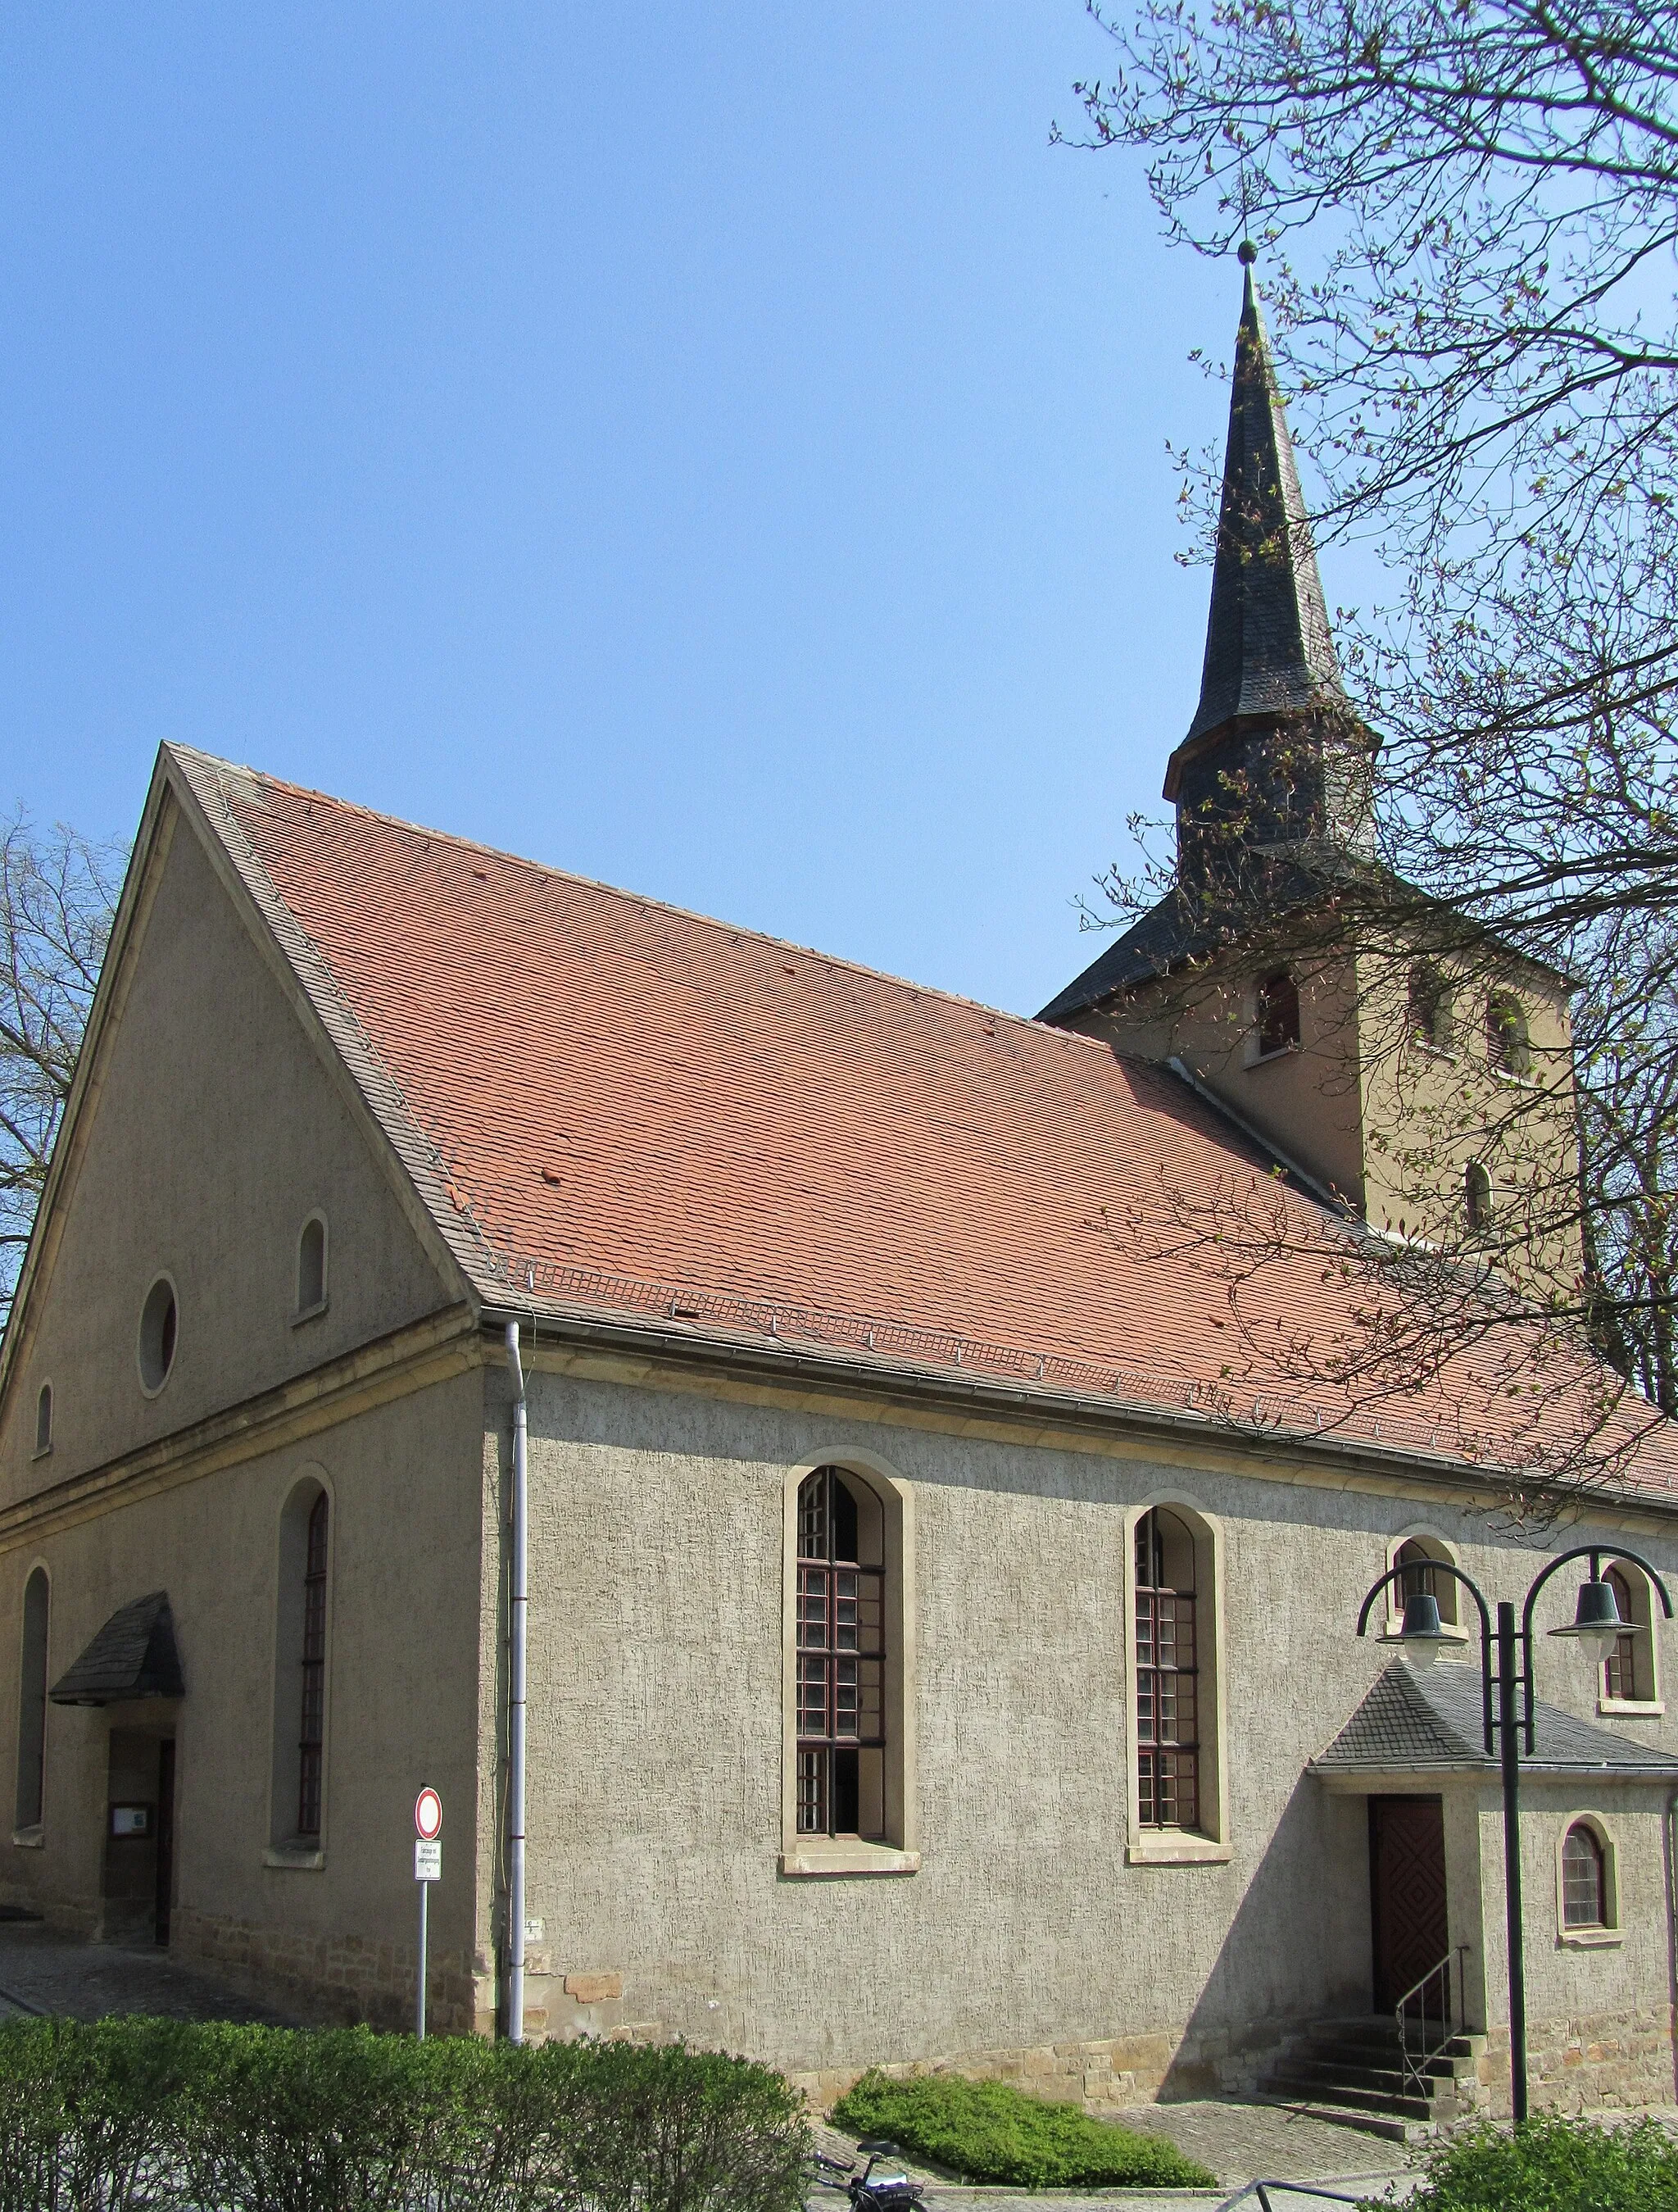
[{"x1": 415, "y1": 1787, "x2": 442, "y2": 1841}]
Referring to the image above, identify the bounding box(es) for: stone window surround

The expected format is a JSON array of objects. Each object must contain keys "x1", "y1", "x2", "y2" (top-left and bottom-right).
[
  {"x1": 32, "y1": 1381, "x2": 52, "y2": 1460},
  {"x1": 778, "y1": 1450, "x2": 918, "y2": 1878},
  {"x1": 266, "y1": 1465, "x2": 334, "y2": 1868},
  {"x1": 1383, "y1": 1525, "x2": 1472, "y2": 1644},
  {"x1": 1554, "y1": 1811, "x2": 1621, "y2": 1947},
  {"x1": 1597, "y1": 1557, "x2": 1663, "y2": 1716},
  {"x1": 1122, "y1": 1493, "x2": 1231, "y2": 1865}
]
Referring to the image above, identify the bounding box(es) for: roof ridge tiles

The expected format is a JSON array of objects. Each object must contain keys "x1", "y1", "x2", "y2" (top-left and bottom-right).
[{"x1": 164, "y1": 744, "x2": 1109, "y2": 1055}]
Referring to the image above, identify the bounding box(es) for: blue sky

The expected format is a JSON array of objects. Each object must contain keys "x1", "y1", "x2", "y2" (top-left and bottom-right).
[{"x1": 0, "y1": 5, "x2": 1282, "y2": 1019}]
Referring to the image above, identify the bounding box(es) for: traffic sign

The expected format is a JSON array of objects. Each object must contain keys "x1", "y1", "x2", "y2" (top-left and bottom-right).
[
  {"x1": 415, "y1": 1787, "x2": 442, "y2": 1840},
  {"x1": 415, "y1": 1837, "x2": 441, "y2": 1882}
]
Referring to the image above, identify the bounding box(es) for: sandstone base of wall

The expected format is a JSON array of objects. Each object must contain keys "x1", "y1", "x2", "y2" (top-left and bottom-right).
[
  {"x1": 792, "y1": 2019, "x2": 1278, "y2": 2115},
  {"x1": 170, "y1": 1906, "x2": 489, "y2": 2037},
  {"x1": 1469, "y1": 2005, "x2": 1676, "y2": 2119}
]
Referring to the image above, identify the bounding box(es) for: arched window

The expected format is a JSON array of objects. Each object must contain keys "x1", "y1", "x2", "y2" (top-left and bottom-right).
[
  {"x1": 795, "y1": 1466, "x2": 885, "y2": 1840},
  {"x1": 298, "y1": 1494, "x2": 329, "y2": 1836},
  {"x1": 1602, "y1": 1564, "x2": 1658, "y2": 1706},
  {"x1": 1135, "y1": 1508, "x2": 1200, "y2": 1830},
  {"x1": 1408, "y1": 964, "x2": 1451, "y2": 1051},
  {"x1": 14, "y1": 1567, "x2": 48, "y2": 1833},
  {"x1": 1395, "y1": 1536, "x2": 1460, "y2": 1628},
  {"x1": 34, "y1": 1384, "x2": 52, "y2": 1456},
  {"x1": 1255, "y1": 969, "x2": 1301, "y2": 1057},
  {"x1": 1465, "y1": 1161, "x2": 1494, "y2": 1233},
  {"x1": 1485, "y1": 992, "x2": 1531, "y2": 1078},
  {"x1": 296, "y1": 1215, "x2": 328, "y2": 1318},
  {"x1": 1562, "y1": 1822, "x2": 1608, "y2": 1929},
  {"x1": 270, "y1": 1476, "x2": 331, "y2": 1851}
]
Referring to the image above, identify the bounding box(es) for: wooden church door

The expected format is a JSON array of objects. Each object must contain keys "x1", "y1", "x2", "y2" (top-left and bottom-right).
[{"x1": 1368, "y1": 1795, "x2": 1448, "y2": 2013}]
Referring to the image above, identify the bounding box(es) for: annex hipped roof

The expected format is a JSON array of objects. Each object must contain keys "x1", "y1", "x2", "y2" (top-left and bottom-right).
[
  {"x1": 1313, "y1": 1660, "x2": 1678, "y2": 1779},
  {"x1": 163, "y1": 744, "x2": 1678, "y2": 1492}
]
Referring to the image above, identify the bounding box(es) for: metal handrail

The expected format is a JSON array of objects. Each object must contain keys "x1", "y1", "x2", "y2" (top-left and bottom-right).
[
  {"x1": 1395, "y1": 1948, "x2": 1457, "y2": 2100},
  {"x1": 1214, "y1": 2187, "x2": 1367, "y2": 2212}
]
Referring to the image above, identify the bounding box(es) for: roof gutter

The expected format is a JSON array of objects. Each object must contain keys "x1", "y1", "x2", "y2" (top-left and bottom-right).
[{"x1": 473, "y1": 1299, "x2": 1678, "y2": 1524}]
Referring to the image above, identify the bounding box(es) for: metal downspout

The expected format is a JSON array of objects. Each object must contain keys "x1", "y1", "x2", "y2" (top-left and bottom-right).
[{"x1": 506, "y1": 1320, "x2": 528, "y2": 2042}]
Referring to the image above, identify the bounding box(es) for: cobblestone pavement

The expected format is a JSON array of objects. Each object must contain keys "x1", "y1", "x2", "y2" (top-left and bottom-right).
[
  {"x1": 814, "y1": 2107, "x2": 1418, "y2": 2211},
  {"x1": 0, "y1": 1918, "x2": 302, "y2": 2025}
]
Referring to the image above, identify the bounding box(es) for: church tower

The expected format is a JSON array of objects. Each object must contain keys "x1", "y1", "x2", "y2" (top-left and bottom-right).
[{"x1": 1039, "y1": 258, "x2": 1579, "y2": 1266}]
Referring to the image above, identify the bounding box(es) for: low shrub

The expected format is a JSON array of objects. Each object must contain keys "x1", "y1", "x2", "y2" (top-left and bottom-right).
[
  {"x1": 0, "y1": 2015, "x2": 809, "y2": 2212},
  {"x1": 1367, "y1": 2114, "x2": 1678, "y2": 2212},
  {"x1": 829, "y1": 2069, "x2": 1216, "y2": 2189}
]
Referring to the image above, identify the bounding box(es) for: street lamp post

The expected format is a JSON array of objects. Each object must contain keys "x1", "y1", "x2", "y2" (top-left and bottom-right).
[{"x1": 1354, "y1": 1546, "x2": 1672, "y2": 2122}]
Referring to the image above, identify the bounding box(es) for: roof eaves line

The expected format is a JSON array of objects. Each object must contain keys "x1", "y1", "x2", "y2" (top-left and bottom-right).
[
  {"x1": 168, "y1": 745, "x2": 1103, "y2": 1056},
  {"x1": 475, "y1": 1299, "x2": 1678, "y2": 1514},
  {"x1": 166, "y1": 748, "x2": 507, "y2": 1300}
]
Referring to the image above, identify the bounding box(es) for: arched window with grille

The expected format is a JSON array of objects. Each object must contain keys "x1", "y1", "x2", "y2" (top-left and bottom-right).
[
  {"x1": 795, "y1": 1466, "x2": 886, "y2": 1840},
  {"x1": 1561, "y1": 1821, "x2": 1610, "y2": 1931},
  {"x1": 13, "y1": 1567, "x2": 49, "y2": 1833},
  {"x1": 1391, "y1": 1534, "x2": 1460, "y2": 1629},
  {"x1": 781, "y1": 1456, "x2": 916, "y2": 1874},
  {"x1": 297, "y1": 1493, "x2": 329, "y2": 1836},
  {"x1": 1602, "y1": 1564, "x2": 1658, "y2": 1706},
  {"x1": 1135, "y1": 1507, "x2": 1200, "y2": 1831},
  {"x1": 270, "y1": 1474, "x2": 331, "y2": 1854}
]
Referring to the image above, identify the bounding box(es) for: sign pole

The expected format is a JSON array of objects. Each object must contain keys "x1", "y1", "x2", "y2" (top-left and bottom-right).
[
  {"x1": 412, "y1": 1787, "x2": 442, "y2": 2042},
  {"x1": 416, "y1": 1876, "x2": 429, "y2": 2041}
]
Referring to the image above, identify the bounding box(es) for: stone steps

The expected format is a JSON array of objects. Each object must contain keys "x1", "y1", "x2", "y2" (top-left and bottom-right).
[{"x1": 1258, "y1": 2015, "x2": 1485, "y2": 2141}]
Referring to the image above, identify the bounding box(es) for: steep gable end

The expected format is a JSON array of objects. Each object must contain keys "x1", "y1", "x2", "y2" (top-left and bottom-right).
[{"x1": 0, "y1": 781, "x2": 456, "y2": 1504}]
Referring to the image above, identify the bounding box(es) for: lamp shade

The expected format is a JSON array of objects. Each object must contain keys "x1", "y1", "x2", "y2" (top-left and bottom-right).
[
  {"x1": 1397, "y1": 1589, "x2": 1453, "y2": 1661},
  {"x1": 1547, "y1": 1577, "x2": 1637, "y2": 1665}
]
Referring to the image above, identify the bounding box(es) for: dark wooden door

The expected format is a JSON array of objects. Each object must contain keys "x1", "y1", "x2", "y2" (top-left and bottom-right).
[
  {"x1": 1369, "y1": 1794, "x2": 1447, "y2": 2012},
  {"x1": 154, "y1": 1740, "x2": 175, "y2": 1947}
]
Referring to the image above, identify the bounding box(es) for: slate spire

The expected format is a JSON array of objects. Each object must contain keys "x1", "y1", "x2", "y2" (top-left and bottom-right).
[{"x1": 1165, "y1": 249, "x2": 1347, "y2": 793}]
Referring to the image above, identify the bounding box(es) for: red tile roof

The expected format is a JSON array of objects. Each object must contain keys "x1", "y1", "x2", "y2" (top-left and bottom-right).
[{"x1": 174, "y1": 747, "x2": 1678, "y2": 1498}]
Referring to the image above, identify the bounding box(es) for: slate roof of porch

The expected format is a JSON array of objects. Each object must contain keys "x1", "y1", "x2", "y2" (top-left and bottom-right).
[{"x1": 1313, "y1": 1660, "x2": 1678, "y2": 1778}]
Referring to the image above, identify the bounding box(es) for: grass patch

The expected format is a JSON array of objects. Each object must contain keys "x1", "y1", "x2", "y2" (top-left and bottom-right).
[
  {"x1": 830, "y1": 2069, "x2": 1217, "y2": 2190},
  {"x1": 1370, "y1": 2114, "x2": 1678, "y2": 2211}
]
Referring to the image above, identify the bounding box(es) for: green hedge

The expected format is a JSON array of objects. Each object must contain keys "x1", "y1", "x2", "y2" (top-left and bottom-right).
[
  {"x1": 1371, "y1": 2114, "x2": 1678, "y2": 2212},
  {"x1": 829, "y1": 2069, "x2": 1216, "y2": 2189},
  {"x1": 0, "y1": 2016, "x2": 810, "y2": 2212}
]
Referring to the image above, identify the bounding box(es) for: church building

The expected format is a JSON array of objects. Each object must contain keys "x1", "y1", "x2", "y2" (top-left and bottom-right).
[{"x1": 3, "y1": 275, "x2": 1677, "y2": 2125}]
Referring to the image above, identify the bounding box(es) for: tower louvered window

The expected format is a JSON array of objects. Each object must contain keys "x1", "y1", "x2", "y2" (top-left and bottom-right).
[
  {"x1": 1136, "y1": 1508, "x2": 1199, "y2": 1830},
  {"x1": 796, "y1": 1467, "x2": 886, "y2": 1838},
  {"x1": 297, "y1": 1492, "x2": 329, "y2": 1837}
]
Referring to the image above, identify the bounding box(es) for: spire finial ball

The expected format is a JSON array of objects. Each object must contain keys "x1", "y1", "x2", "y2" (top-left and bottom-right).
[{"x1": 1237, "y1": 238, "x2": 1257, "y2": 266}]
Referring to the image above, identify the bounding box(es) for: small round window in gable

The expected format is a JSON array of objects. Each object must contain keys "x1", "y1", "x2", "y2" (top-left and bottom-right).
[{"x1": 138, "y1": 1277, "x2": 179, "y2": 1394}]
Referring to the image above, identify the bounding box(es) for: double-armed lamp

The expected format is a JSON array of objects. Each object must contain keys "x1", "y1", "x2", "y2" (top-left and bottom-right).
[{"x1": 1395, "y1": 1574, "x2": 1635, "y2": 1665}]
